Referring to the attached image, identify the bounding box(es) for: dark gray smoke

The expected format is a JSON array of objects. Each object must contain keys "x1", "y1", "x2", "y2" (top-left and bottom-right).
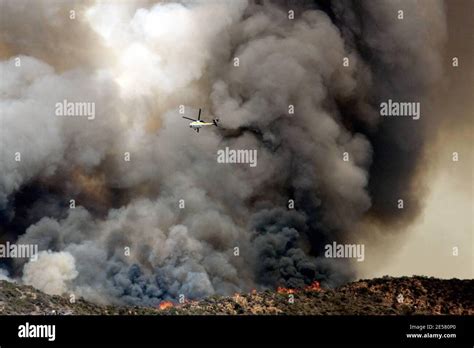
[
  {"x1": 331, "y1": 0, "x2": 447, "y2": 226},
  {"x1": 0, "y1": 0, "x2": 448, "y2": 305}
]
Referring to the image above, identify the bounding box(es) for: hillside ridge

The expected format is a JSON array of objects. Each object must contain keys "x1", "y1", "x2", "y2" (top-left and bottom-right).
[{"x1": 0, "y1": 276, "x2": 472, "y2": 315}]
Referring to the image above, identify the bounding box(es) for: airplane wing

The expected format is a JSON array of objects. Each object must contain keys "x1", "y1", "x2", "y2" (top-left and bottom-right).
[{"x1": 182, "y1": 116, "x2": 197, "y2": 121}]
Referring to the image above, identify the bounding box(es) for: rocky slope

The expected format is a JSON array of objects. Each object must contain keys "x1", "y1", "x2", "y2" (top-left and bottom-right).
[{"x1": 0, "y1": 276, "x2": 472, "y2": 315}]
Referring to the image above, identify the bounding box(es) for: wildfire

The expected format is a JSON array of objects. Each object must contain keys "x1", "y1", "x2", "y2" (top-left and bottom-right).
[
  {"x1": 277, "y1": 281, "x2": 321, "y2": 294},
  {"x1": 277, "y1": 287, "x2": 296, "y2": 294},
  {"x1": 305, "y1": 281, "x2": 321, "y2": 292},
  {"x1": 158, "y1": 301, "x2": 174, "y2": 310}
]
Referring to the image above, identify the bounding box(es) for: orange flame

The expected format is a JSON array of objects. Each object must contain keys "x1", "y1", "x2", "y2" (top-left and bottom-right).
[
  {"x1": 277, "y1": 287, "x2": 297, "y2": 294},
  {"x1": 158, "y1": 301, "x2": 174, "y2": 310},
  {"x1": 305, "y1": 281, "x2": 321, "y2": 291},
  {"x1": 277, "y1": 281, "x2": 321, "y2": 294}
]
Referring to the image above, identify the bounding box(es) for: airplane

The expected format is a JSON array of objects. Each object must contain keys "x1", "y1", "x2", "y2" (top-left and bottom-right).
[{"x1": 182, "y1": 108, "x2": 219, "y2": 133}]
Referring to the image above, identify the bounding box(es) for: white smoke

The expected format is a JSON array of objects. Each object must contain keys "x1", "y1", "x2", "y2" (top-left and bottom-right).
[
  {"x1": 86, "y1": 1, "x2": 248, "y2": 96},
  {"x1": 22, "y1": 251, "x2": 78, "y2": 295},
  {"x1": 0, "y1": 268, "x2": 13, "y2": 282}
]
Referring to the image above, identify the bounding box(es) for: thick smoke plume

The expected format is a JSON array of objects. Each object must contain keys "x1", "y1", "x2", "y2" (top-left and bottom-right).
[
  {"x1": 0, "y1": 0, "x2": 451, "y2": 305},
  {"x1": 23, "y1": 251, "x2": 78, "y2": 295}
]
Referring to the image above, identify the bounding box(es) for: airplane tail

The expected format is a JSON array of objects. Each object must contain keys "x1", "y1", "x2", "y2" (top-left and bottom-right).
[{"x1": 213, "y1": 118, "x2": 219, "y2": 127}]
